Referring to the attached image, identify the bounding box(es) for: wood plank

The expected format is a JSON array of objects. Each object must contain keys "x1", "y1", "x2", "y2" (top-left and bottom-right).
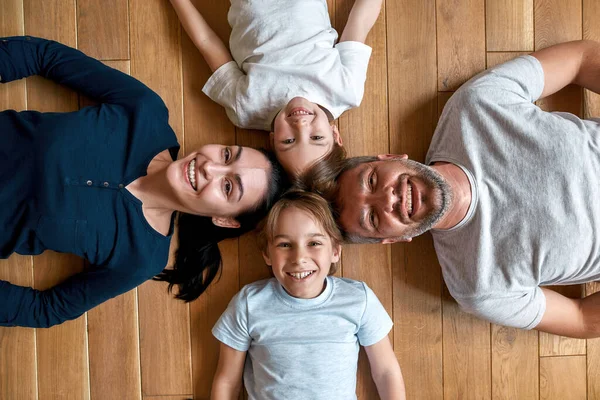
[
  {"x1": 335, "y1": 0, "x2": 390, "y2": 397},
  {"x1": 385, "y1": 1, "x2": 442, "y2": 399},
  {"x1": 534, "y1": 0, "x2": 582, "y2": 50},
  {"x1": 583, "y1": 0, "x2": 600, "y2": 120},
  {"x1": 491, "y1": 325, "x2": 538, "y2": 399},
  {"x1": 442, "y1": 285, "x2": 491, "y2": 399},
  {"x1": 82, "y1": 61, "x2": 142, "y2": 400},
  {"x1": 130, "y1": 0, "x2": 192, "y2": 395},
  {"x1": 437, "y1": 0, "x2": 485, "y2": 91},
  {"x1": 539, "y1": 285, "x2": 586, "y2": 356},
  {"x1": 0, "y1": 3, "x2": 35, "y2": 398},
  {"x1": 486, "y1": 52, "x2": 529, "y2": 69},
  {"x1": 77, "y1": 0, "x2": 129, "y2": 60},
  {"x1": 23, "y1": 2, "x2": 89, "y2": 399},
  {"x1": 540, "y1": 355, "x2": 587, "y2": 400},
  {"x1": 486, "y1": 0, "x2": 533, "y2": 51},
  {"x1": 586, "y1": 282, "x2": 600, "y2": 399}
]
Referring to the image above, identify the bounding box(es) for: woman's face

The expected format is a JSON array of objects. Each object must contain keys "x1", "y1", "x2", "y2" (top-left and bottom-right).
[{"x1": 167, "y1": 145, "x2": 270, "y2": 224}]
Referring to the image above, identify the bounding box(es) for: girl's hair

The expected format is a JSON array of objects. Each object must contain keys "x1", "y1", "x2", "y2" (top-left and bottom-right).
[
  {"x1": 258, "y1": 190, "x2": 343, "y2": 275},
  {"x1": 154, "y1": 149, "x2": 289, "y2": 302}
]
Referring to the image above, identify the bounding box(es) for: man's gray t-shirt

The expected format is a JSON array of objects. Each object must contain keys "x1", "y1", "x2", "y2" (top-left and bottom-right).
[
  {"x1": 426, "y1": 55, "x2": 600, "y2": 329},
  {"x1": 212, "y1": 276, "x2": 392, "y2": 399}
]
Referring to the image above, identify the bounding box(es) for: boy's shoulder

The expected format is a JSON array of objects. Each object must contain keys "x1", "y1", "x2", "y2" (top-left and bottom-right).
[
  {"x1": 237, "y1": 277, "x2": 278, "y2": 300},
  {"x1": 331, "y1": 276, "x2": 369, "y2": 298}
]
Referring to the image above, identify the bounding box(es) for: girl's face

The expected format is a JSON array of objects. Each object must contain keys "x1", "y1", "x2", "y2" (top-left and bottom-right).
[
  {"x1": 263, "y1": 206, "x2": 341, "y2": 299},
  {"x1": 271, "y1": 97, "x2": 342, "y2": 175},
  {"x1": 166, "y1": 144, "x2": 270, "y2": 226}
]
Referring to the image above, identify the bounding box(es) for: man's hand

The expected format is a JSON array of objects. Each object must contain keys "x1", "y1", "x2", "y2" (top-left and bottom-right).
[
  {"x1": 535, "y1": 287, "x2": 600, "y2": 339},
  {"x1": 339, "y1": 0, "x2": 383, "y2": 44},
  {"x1": 531, "y1": 40, "x2": 600, "y2": 98}
]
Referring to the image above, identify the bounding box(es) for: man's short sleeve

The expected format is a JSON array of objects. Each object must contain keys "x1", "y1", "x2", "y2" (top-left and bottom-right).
[
  {"x1": 212, "y1": 290, "x2": 251, "y2": 351},
  {"x1": 458, "y1": 55, "x2": 545, "y2": 104},
  {"x1": 202, "y1": 61, "x2": 245, "y2": 126},
  {"x1": 335, "y1": 41, "x2": 372, "y2": 105},
  {"x1": 357, "y1": 283, "x2": 393, "y2": 347},
  {"x1": 459, "y1": 286, "x2": 547, "y2": 330}
]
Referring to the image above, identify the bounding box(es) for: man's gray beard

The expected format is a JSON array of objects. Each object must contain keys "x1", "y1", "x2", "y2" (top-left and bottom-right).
[{"x1": 395, "y1": 159, "x2": 453, "y2": 241}]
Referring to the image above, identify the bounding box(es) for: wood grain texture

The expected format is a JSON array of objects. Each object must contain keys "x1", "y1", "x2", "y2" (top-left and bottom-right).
[
  {"x1": 539, "y1": 285, "x2": 586, "y2": 356},
  {"x1": 540, "y1": 356, "x2": 587, "y2": 400},
  {"x1": 583, "y1": 0, "x2": 600, "y2": 119},
  {"x1": 486, "y1": 52, "x2": 529, "y2": 68},
  {"x1": 535, "y1": 0, "x2": 582, "y2": 50},
  {"x1": 491, "y1": 325, "x2": 539, "y2": 399},
  {"x1": 486, "y1": 0, "x2": 533, "y2": 51},
  {"x1": 77, "y1": 0, "x2": 129, "y2": 60},
  {"x1": 442, "y1": 285, "x2": 491, "y2": 400},
  {"x1": 130, "y1": 0, "x2": 191, "y2": 395},
  {"x1": 437, "y1": 0, "x2": 486, "y2": 91},
  {"x1": 586, "y1": 282, "x2": 600, "y2": 399}
]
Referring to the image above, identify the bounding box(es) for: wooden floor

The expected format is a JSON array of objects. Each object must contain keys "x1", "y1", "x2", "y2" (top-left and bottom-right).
[{"x1": 1, "y1": 0, "x2": 600, "y2": 399}]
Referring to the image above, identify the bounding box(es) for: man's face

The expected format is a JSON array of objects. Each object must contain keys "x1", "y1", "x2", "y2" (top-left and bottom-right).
[{"x1": 336, "y1": 156, "x2": 452, "y2": 242}]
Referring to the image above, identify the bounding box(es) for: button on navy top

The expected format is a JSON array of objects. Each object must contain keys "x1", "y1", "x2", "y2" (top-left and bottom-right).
[{"x1": 0, "y1": 37, "x2": 180, "y2": 328}]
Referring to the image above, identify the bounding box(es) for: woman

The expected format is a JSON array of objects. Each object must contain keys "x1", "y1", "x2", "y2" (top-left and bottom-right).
[{"x1": 0, "y1": 36, "x2": 288, "y2": 328}]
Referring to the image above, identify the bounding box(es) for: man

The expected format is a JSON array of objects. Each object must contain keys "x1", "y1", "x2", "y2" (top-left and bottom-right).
[{"x1": 332, "y1": 40, "x2": 600, "y2": 339}]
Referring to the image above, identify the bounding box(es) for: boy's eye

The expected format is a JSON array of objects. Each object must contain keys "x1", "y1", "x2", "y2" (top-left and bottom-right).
[
  {"x1": 308, "y1": 241, "x2": 322, "y2": 246},
  {"x1": 310, "y1": 135, "x2": 324, "y2": 141},
  {"x1": 282, "y1": 138, "x2": 295, "y2": 144},
  {"x1": 276, "y1": 242, "x2": 291, "y2": 248},
  {"x1": 223, "y1": 147, "x2": 232, "y2": 162}
]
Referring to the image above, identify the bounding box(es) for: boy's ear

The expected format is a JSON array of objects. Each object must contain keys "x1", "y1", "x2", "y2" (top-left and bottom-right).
[
  {"x1": 331, "y1": 244, "x2": 342, "y2": 263},
  {"x1": 331, "y1": 124, "x2": 343, "y2": 146},
  {"x1": 212, "y1": 216, "x2": 241, "y2": 229},
  {"x1": 377, "y1": 153, "x2": 408, "y2": 161},
  {"x1": 262, "y1": 250, "x2": 272, "y2": 266}
]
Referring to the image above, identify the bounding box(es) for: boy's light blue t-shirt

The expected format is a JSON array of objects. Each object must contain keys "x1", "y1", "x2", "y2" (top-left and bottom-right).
[{"x1": 212, "y1": 276, "x2": 393, "y2": 400}]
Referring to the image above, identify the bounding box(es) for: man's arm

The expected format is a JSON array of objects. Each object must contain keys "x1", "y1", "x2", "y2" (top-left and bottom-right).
[
  {"x1": 531, "y1": 40, "x2": 600, "y2": 98},
  {"x1": 210, "y1": 342, "x2": 246, "y2": 400},
  {"x1": 364, "y1": 336, "x2": 406, "y2": 400},
  {"x1": 169, "y1": 0, "x2": 233, "y2": 72},
  {"x1": 535, "y1": 288, "x2": 600, "y2": 339},
  {"x1": 339, "y1": 0, "x2": 383, "y2": 43}
]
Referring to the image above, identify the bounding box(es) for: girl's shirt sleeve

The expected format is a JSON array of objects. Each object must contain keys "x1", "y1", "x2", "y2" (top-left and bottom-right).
[
  {"x1": 335, "y1": 41, "x2": 372, "y2": 107},
  {"x1": 212, "y1": 289, "x2": 251, "y2": 351},
  {"x1": 357, "y1": 283, "x2": 393, "y2": 347},
  {"x1": 201, "y1": 61, "x2": 245, "y2": 127}
]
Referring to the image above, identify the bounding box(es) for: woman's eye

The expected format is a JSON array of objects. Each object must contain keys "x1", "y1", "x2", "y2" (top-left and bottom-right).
[
  {"x1": 224, "y1": 147, "x2": 232, "y2": 162},
  {"x1": 310, "y1": 135, "x2": 324, "y2": 141},
  {"x1": 282, "y1": 138, "x2": 295, "y2": 144},
  {"x1": 224, "y1": 179, "x2": 232, "y2": 197}
]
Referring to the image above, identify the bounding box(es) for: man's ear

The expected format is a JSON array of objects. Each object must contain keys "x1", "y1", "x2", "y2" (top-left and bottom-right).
[
  {"x1": 331, "y1": 124, "x2": 343, "y2": 146},
  {"x1": 262, "y1": 250, "x2": 272, "y2": 266},
  {"x1": 331, "y1": 244, "x2": 342, "y2": 263},
  {"x1": 377, "y1": 154, "x2": 408, "y2": 161},
  {"x1": 381, "y1": 237, "x2": 412, "y2": 244},
  {"x1": 212, "y1": 216, "x2": 241, "y2": 229}
]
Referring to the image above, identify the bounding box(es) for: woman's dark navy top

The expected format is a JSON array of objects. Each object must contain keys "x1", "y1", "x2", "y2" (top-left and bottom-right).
[{"x1": 0, "y1": 37, "x2": 180, "y2": 328}]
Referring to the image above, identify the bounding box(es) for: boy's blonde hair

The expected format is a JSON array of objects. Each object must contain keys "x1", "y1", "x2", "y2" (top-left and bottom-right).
[{"x1": 258, "y1": 190, "x2": 343, "y2": 275}]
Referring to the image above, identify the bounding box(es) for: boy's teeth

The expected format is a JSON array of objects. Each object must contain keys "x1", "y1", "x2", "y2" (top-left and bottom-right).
[
  {"x1": 188, "y1": 159, "x2": 196, "y2": 190},
  {"x1": 290, "y1": 271, "x2": 314, "y2": 279}
]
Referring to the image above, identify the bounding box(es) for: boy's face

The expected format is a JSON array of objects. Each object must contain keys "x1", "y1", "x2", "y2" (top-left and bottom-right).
[
  {"x1": 271, "y1": 97, "x2": 342, "y2": 175},
  {"x1": 263, "y1": 206, "x2": 341, "y2": 299}
]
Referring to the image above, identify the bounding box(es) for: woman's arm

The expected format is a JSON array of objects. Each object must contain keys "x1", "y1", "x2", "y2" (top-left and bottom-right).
[
  {"x1": 0, "y1": 36, "x2": 161, "y2": 108},
  {"x1": 339, "y1": 0, "x2": 383, "y2": 44},
  {"x1": 211, "y1": 342, "x2": 246, "y2": 400},
  {"x1": 169, "y1": 0, "x2": 233, "y2": 72},
  {"x1": 364, "y1": 336, "x2": 406, "y2": 400}
]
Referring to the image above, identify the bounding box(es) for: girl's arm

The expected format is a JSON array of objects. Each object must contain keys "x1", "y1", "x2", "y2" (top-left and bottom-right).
[
  {"x1": 364, "y1": 336, "x2": 406, "y2": 400},
  {"x1": 339, "y1": 0, "x2": 384, "y2": 44},
  {"x1": 211, "y1": 342, "x2": 246, "y2": 400},
  {"x1": 169, "y1": 0, "x2": 233, "y2": 72}
]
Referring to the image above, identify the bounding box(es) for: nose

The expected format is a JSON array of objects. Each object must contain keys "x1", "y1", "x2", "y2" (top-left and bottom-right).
[
  {"x1": 291, "y1": 247, "x2": 308, "y2": 265},
  {"x1": 376, "y1": 185, "x2": 397, "y2": 213},
  {"x1": 200, "y1": 160, "x2": 227, "y2": 180}
]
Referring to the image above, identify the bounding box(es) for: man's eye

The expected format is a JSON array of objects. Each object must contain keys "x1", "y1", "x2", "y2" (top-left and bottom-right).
[
  {"x1": 369, "y1": 172, "x2": 376, "y2": 191},
  {"x1": 224, "y1": 179, "x2": 232, "y2": 197},
  {"x1": 369, "y1": 211, "x2": 377, "y2": 229},
  {"x1": 224, "y1": 147, "x2": 232, "y2": 162},
  {"x1": 310, "y1": 135, "x2": 324, "y2": 141}
]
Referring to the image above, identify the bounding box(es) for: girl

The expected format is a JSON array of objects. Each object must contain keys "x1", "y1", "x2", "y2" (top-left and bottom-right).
[
  {"x1": 168, "y1": 0, "x2": 382, "y2": 176},
  {"x1": 0, "y1": 36, "x2": 288, "y2": 328},
  {"x1": 211, "y1": 190, "x2": 405, "y2": 399}
]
